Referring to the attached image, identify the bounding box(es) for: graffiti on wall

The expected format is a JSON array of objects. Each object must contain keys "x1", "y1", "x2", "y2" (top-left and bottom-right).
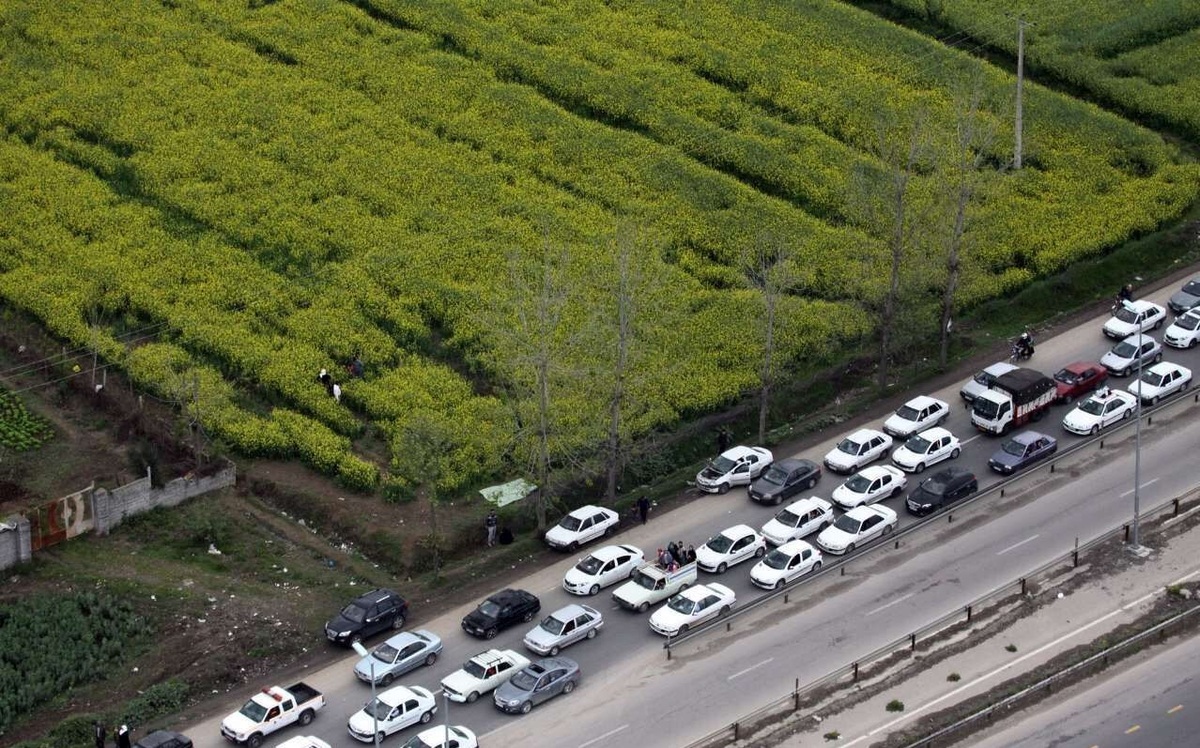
[{"x1": 24, "y1": 487, "x2": 93, "y2": 551}]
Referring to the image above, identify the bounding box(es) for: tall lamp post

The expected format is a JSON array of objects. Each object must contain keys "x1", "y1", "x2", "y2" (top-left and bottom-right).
[
  {"x1": 351, "y1": 641, "x2": 381, "y2": 748},
  {"x1": 1131, "y1": 323, "x2": 1144, "y2": 549}
]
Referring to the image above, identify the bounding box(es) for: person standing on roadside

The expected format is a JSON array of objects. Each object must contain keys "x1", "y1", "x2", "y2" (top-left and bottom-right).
[
  {"x1": 636, "y1": 495, "x2": 650, "y2": 525},
  {"x1": 115, "y1": 725, "x2": 132, "y2": 748},
  {"x1": 486, "y1": 510, "x2": 498, "y2": 547},
  {"x1": 717, "y1": 426, "x2": 732, "y2": 454},
  {"x1": 93, "y1": 721, "x2": 106, "y2": 748}
]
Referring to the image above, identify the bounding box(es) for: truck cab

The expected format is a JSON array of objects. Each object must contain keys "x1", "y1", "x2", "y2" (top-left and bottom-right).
[
  {"x1": 220, "y1": 683, "x2": 324, "y2": 747},
  {"x1": 612, "y1": 562, "x2": 697, "y2": 613}
]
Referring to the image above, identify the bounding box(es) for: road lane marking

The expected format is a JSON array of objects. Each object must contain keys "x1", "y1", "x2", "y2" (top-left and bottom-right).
[
  {"x1": 728, "y1": 658, "x2": 774, "y2": 681},
  {"x1": 866, "y1": 593, "x2": 915, "y2": 617},
  {"x1": 1168, "y1": 704, "x2": 1184, "y2": 714},
  {"x1": 961, "y1": 435, "x2": 981, "y2": 446},
  {"x1": 579, "y1": 724, "x2": 628, "y2": 748},
  {"x1": 1126, "y1": 725, "x2": 1141, "y2": 734},
  {"x1": 1121, "y1": 478, "x2": 1160, "y2": 497},
  {"x1": 997, "y1": 534, "x2": 1040, "y2": 556}
]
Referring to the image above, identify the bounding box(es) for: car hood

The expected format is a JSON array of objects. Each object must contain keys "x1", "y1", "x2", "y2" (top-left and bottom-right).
[
  {"x1": 221, "y1": 713, "x2": 257, "y2": 737},
  {"x1": 883, "y1": 414, "x2": 917, "y2": 434},
  {"x1": 749, "y1": 477, "x2": 783, "y2": 496},
  {"x1": 494, "y1": 679, "x2": 535, "y2": 704},
  {"x1": 544, "y1": 525, "x2": 577, "y2": 544},
  {"x1": 750, "y1": 562, "x2": 783, "y2": 583},
  {"x1": 823, "y1": 448, "x2": 855, "y2": 469},
  {"x1": 563, "y1": 566, "x2": 598, "y2": 587},
  {"x1": 1104, "y1": 318, "x2": 1137, "y2": 334},
  {"x1": 354, "y1": 655, "x2": 385, "y2": 680},
  {"x1": 989, "y1": 450, "x2": 1022, "y2": 468},
  {"x1": 831, "y1": 484, "x2": 866, "y2": 505},
  {"x1": 462, "y1": 610, "x2": 498, "y2": 630},
  {"x1": 760, "y1": 518, "x2": 794, "y2": 541},
  {"x1": 694, "y1": 544, "x2": 727, "y2": 565},
  {"x1": 818, "y1": 526, "x2": 857, "y2": 548},
  {"x1": 1170, "y1": 290, "x2": 1200, "y2": 309},
  {"x1": 909, "y1": 486, "x2": 942, "y2": 504},
  {"x1": 698, "y1": 465, "x2": 727, "y2": 481},
  {"x1": 441, "y1": 668, "x2": 483, "y2": 694},
  {"x1": 348, "y1": 708, "x2": 388, "y2": 734},
  {"x1": 649, "y1": 605, "x2": 693, "y2": 631},
  {"x1": 1100, "y1": 350, "x2": 1132, "y2": 367},
  {"x1": 524, "y1": 625, "x2": 562, "y2": 649}
]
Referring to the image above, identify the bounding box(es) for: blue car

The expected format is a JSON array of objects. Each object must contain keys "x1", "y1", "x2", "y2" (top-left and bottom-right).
[
  {"x1": 988, "y1": 431, "x2": 1057, "y2": 475},
  {"x1": 354, "y1": 629, "x2": 443, "y2": 686}
]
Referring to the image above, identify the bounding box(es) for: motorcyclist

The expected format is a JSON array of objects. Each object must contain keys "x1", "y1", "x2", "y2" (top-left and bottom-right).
[
  {"x1": 1015, "y1": 331, "x2": 1034, "y2": 359},
  {"x1": 1117, "y1": 284, "x2": 1134, "y2": 304}
]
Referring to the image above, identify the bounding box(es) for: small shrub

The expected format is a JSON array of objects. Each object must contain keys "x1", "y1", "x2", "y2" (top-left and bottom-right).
[
  {"x1": 886, "y1": 699, "x2": 905, "y2": 712},
  {"x1": 1005, "y1": 643, "x2": 1018, "y2": 652},
  {"x1": 947, "y1": 672, "x2": 961, "y2": 682},
  {"x1": 824, "y1": 730, "x2": 841, "y2": 741},
  {"x1": 120, "y1": 679, "x2": 189, "y2": 725}
]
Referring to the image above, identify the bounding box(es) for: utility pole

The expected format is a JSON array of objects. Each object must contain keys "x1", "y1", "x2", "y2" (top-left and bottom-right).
[{"x1": 1014, "y1": 17, "x2": 1027, "y2": 170}]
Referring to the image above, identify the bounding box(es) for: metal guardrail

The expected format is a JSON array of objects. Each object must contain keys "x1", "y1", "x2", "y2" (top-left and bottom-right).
[{"x1": 679, "y1": 390, "x2": 1200, "y2": 748}]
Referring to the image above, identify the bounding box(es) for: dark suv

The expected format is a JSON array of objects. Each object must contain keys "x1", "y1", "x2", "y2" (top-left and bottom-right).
[
  {"x1": 461, "y1": 589, "x2": 541, "y2": 639},
  {"x1": 906, "y1": 468, "x2": 978, "y2": 516},
  {"x1": 325, "y1": 588, "x2": 409, "y2": 644},
  {"x1": 133, "y1": 732, "x2": 192, "y2": 748}
]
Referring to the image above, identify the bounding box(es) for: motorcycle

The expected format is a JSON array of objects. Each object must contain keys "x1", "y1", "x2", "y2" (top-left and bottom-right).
[{"x1": 1010, "y1": 339, "x2": 1035, "y2": 362}]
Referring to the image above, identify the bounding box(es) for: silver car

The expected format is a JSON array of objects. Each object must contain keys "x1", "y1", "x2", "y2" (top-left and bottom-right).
[
  {"x1": 522, "y1": 604, "x2": 602, "y2": 656},
  {"x1": 353, "y1": 629, "x2": 443, "y2": 686},
  {"x1": 494, "y1": 657, "x2": 581, "y2": 714}
]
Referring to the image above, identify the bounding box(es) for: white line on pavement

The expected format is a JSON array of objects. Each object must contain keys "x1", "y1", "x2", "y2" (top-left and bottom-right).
[
  {"x1": 728, "y1": 658, "x2": 775, "y2": 681},
  {"x1": 579, "y1": 724, "x2": 628, "y2": 748},
  {"x1": 997, "y1": 534, "x2": 1040, "y2": 556},
  {"x1": 866, "y1": 592, "x2": 915, "y2": 617},
  {"x1": 1121, "y1": 478, "x2": 1160, "y2": 497},
  {"x1": 961, "y1": 435, "x2": 982, "y2": 446}
]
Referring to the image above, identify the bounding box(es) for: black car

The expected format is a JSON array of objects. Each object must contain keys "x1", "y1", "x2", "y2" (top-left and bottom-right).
[
  {"x1": 133, "y1": 731, "x2": 193, "y2": 748},
  {"x1": 462, "y1": 589, "x2": 541, "y2": 639},
  {"x1": 748, "y1": 458, "x2": 821, "y2": 505},
  {"x1": 325, "y1": 588, "x2": 409, "y2": 645},
  {"x1": 988, "y1": 431, "x2": 1057, "y2": 475},
  {"x1": 906, "y1": 467, "x2": 978, "y2": 516}
]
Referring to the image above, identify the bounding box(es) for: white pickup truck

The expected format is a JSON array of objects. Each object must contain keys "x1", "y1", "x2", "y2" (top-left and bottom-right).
[
  {"x1": 613, "y1": 561, "x2": 697, "y2": 613},
  {"x1": 220, "y1": 682, "x2": 325, "y2": 748}
]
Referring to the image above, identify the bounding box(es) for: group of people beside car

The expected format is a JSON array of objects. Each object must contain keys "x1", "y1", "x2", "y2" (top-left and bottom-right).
[{"x1": 657, "y1": 541, "x2": 696, "y2": 571}]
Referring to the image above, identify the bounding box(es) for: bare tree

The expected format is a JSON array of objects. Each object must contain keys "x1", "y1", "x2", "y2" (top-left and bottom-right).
[
  {"x1": 742, "y1": 233, "x2": 797, "y2": 444},
  {"x1": 390, "y1": 412, "x2": 459, "y2": 575}
]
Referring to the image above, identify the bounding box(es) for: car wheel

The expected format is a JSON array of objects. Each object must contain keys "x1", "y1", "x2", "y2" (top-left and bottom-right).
[
  {"x1": 420, "y1": 709, "x2": 434, "y2": 724},
  {"x1": 520, "y1": 701, "x2": 533, "y2": 714},
  {"x1": 1091, "y1": 424, "x2": 1100, "y2": 435},
  {"x1": 1150, "y1": 395, "x2": 1159, "y2": 405},
  {"x1": 1154, "y1": 318, "x2": 1163, "y2": 329},
  {"x1": 718, "y1": 483, "x2": 730, "y2": 495},
  {"x1": 1154, "y1": 351, "x2": 1163, "y2": 363},
  {"x1": 884, "y1": 523, "x2": 895, "y2": 535},
  {"x1": 1190, "y1": 339, "x2": 1198, "y2": 349},
  {"x1": 377, "y1": 733, "x2": 386, "y2": 745},
  {"x1": 380, "y1": 673, "x2": 395, "y2": 687},
  {"x1": 806, "y1": 476, "x2": 818, "y2": 490},
  {"x1": 890, "y1": 485, "x2": 902, "y2": 498},
  {"x1": 638, "y1": 601, "x2": 650, "y2": 614},
  {"x1": 563, "y1": 680, "x2": 576, "y2": 694},
  {"x1": 1124, "y1": 408, "x2": 1133, "y2": 419},
  {"x1": 915, "y1": 462, "x2": 926, "y2": 473},
  {"x1": 716, "y1": 562, "x2": 728, "y2": 574},
  {"x1": 604, "y1": 524, "x2": 616, "y2": 537},
  {"x1": 775, "y1": 579, "x2": 785, "y2": 590},
  {"x1": 298, "y1": 709, "x2": 315, "y2": 727},
  {"x1": 392, "y1": 614, "x2": 405, "y2": 630},
  {"x1": 351, "y1": 633, "x2": 362, "y2": 645},
  {"x1": 950, "y1": 448, "x2": 960, "y2": 459},
  {"x1": 522, "y1": 609, "x2": 536, "y2": 623},
  {"x1": 720, "y1": 605, "x2": 731, "y2": 616},
  {"x1": 247, "y1": 736, "x2": 263, "y2": 748},
  {"x1": 568, "y1": 541, "x2": 579, "y2": 553},
  {"x1": 847, "y1": 543, "x2": 857, "y2": 553},
  {"x1": 679, "y1": 623, "x2": 690, "y2": 634},
  {"x1": 679, "y1": 582, "x2": 690, "y2": 592},
  {"x1": 586, "y1": 627, "x2": 597, "y2": 640},
  {"x1": 773, "y1": 495, "x2": 783, "y2": 506},
  {"x1": 467, "y1": 691, "x2": 480, "y2": 704},
  {"x1": 755, "y1": 546, "x2": 766, "y2": 558},
  {"x1": 485, "y1": 627, "x2": 498, "y2": 640},
  {"x1": 589, "y1": 584, "x2": 600, "y2": 596},
  {"x1": 1063, "y1": 393, "x2": 1074, "y2": 404},
  {"x1": 812, "y1": 560, "x2": 822, "y2": 573},
  {"x1": 424, "y1": 652, "x2": 438, "y2": 667},
  {"x1": 549, "y1": 645, "x2": 560, "y2": 657}
]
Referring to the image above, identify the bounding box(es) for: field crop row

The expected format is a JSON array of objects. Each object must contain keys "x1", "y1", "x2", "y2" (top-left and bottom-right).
[{"x1": 0, "y1": 387, "x2": 53, "y2": 452}]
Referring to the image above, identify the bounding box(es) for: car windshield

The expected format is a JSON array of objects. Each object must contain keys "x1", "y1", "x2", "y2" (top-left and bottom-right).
[
  {"x1": 238, "y1": 701, "x2": 267, "y2": 722},
  {"x1": 711, "y1": 455, "x2": 736, "y2": 474},
  {"x1": 399, "y1": 736, "x2": 437, "y2": 748},
  {"x1": 764, "y1": 549, "x2": 791, "y2": 570},
  {"x1": 1112, "y1": 341, "x2": 1138, "y2": 358},
  {"x1": 509, "y1": 668, "x2": 541, "y2": 690},
  {"x1": 1054, "y1": 368, "x2": 1079, "y2": 385},
  {"x1": 761, "y1": 465, "x2": 788, "y2": 485},
  {"x1": 1140, "y1": 371, "x2": 1166, "y2": 386},
  {"x1": 706, "y1": 533, "x2": 735, "y2": 553},
  {"x1": 845, "y1": 474, "x2": 872, "y2": 492},
  {"x1": 1177, "y1": 314, "x2": 1200, "y2": 331},
  {"x1": 540, "y1": 616, "x2": 566, "y2": 636},
  {"x1": 837, "y1": 438, "x2": 862, "y2": 455},
  {"x1": 478, "y1": 600, "x2": 501, "y2": 618},
  {"x1": 972, "y1": 370, "x2": 993, "y2": 385},
  {"x1": 668, "y1": 595, "x2": 697, "y2": 615},
  {"x1": 559, "y1": 515, "x2": 583, "y2": 532},
  {"x1": 832, "y1": 515, "x2": 862, "y2": 533},
  {"x1": 463, "y1": 660, "x2": 486, "y2": 678},
  {"x1": 920, "y1": 477, "x2": 948, "y2": 496},
  {"x1": 631, "y1": 571, "x2": 656, "y2": 590},
  {"x1": 576, "y1": 555, "x2": 603, "y2": 575},
  {"x1": 905, "y1": 435, "x2": 932, "y2": 453},
  {"x1": 1183, "y1": 280, "x2": 1200, "y2": 295},
  {"x1": 373, "y1": 643, "x2": 399, "y2": 663},
  {"x1": 973, "y1": 398, "x2": 1000, "y2": 419},
  {"x1": 364, "y1": 697, "x2": 393, "y2": 720},
  {"x1": 1001, "y1": 439, "x2": 1027, "y2": 457},
  {"x1": 1114, "y1": 306, "x2": 1139, "y2": 323},
  {"x1": 1079, "y1": 398, "x2": 1106, "y2": 415},
  {"x1": 340, "y1": 603, "x2": 367, "y2": 623},
  {"x1": 895, "y1": 404, "x2": 920, "y2": 420},
  {"x1": 774, "y1": 508, "x2": 801, "y2": 528}
]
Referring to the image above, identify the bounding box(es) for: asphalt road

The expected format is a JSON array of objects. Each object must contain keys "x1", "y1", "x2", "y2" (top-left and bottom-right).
[
  {"x1": 972, "y1": 630, "x2": 1200, "y2": 748},
  {"x1": 185, "y1": 286, "x2": 1200, "y2": 748}
]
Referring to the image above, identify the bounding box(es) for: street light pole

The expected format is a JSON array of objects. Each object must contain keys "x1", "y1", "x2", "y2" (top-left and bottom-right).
[
  {"x1": 1132, "y1": 325, "x2": 1143, "y2": 548},
  {"x1": 352, "y1": 641, "x2": 381, "y2": 748}
]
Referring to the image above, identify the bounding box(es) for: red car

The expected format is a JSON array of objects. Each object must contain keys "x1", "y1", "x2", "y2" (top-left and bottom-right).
[{"x1": 1052, "y1": 361, "x2": 1108, "y2": 403}]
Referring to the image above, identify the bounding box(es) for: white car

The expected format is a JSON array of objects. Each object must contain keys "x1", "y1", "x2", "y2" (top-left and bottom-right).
[
  {"x1": 891, "y1": 427, "x2": 961, "y2": 473},
  {"x1": 883, "y1": 396, "x2": 950, "y2": 439},
  {"x1": 347, "y1": 685, "x2": 437, "y2": 743},
  {"x1": 1100, "y1": 334, "x2": 1162, "y2": 377},
  {"x1": 759, "y1": 497, "x2": 834, "y2": 546},
  {"x1": 816, "y1": 504, "x2": 898, "y2": 555},
  {"x1": 397, "y1": 725, "x2": 478, "y2": 748},
  {"x1": 823, "y1": 428, "x2": 894, "y2": 474},
  {"x1": 276, "y1": 739, "x2": 332, "y2": 748},
  {"x1": 695, "y1": 524, "x2": 767, "y2": 573},
  {"x1": 543, "y1": 505, "x2": 619, "y2": 551},
  {"x1": 1163, "y1": 309, "x2": 1200, "y2": 349},
  {"x1": 1126, "y1": 362, "x2": 1192, "y2": 405},
  {"x1": 440, "y1": 649, "x2": 530, "y2": 704},
  {"x1": 562, "y1": 544, "x2": 643, "y2": 596},
  {"x1": 750, "y1": 540, "x2": 823, "y2": 590},
  {"x1": 695, "y1": 445, "x2": 773, "y2": 493},
  {"x1": 1061, "y1": 388, "x2": 1137, "y2": 436},
  {"x1": 831, "y1": 465, "x2": 907, "y2": 509},
  {"x1": 1103, "y1": 300, "x2": 1166, "y2": 339},
  {"x1": 648, "y1": 583, "x2": 736, "y2": 636},
  {"x1": 960, "y1": 362, "x2": 1017, "y2": 402},
  {"x1": 523, "y1": 604, "x2": 603, "y2": 656}
]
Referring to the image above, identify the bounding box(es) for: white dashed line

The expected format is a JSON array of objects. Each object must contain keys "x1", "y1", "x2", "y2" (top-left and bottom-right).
[{"x1": 997, "y1": 534, "x2": 1040, "y2": 556}]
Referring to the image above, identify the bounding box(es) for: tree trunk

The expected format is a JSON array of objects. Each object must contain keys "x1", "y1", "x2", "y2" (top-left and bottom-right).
[{"x1": 759, "y1": 289, "x2": 776, "y2": 444}]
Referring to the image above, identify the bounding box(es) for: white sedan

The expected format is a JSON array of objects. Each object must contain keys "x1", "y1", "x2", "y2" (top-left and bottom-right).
[
  {"x1": 750, "y1": 540, "x2": 823, "y2": 590},
  {"x1": 695, "y1": 524, "x2": 767, "y2": 573},
  {"x1": 759, "y1": 497, "x2": 834, "y2": 546},
  {"x1": 891, "y1": 427, "x2": 961, "y2": 473},
  {"x1": 823, "y1": 428, "x2": 894, "y2": 474},
  {"x1": 695, "y1": 445, "x2": 773, "y2": 494},
  {"x1": 1164, "y1": 309, "x2": 1200, "y2": 350},
  {"x1": 882, "y1": 395, "x2": 949, "y2": 439},
  {"x1": 543, "y1": 505, "x2": 619, "y2": 551},
  {"x1": 347, "y1": 685, "x2": 437, "y2": 743},
  {"x1": 1103, "y1": 300, "x2": 1166, "y2": 339},
  {"x1": 648, "y1": 583, "x2": 736, "y2": 636},
  {"x1": 831, "y1": 465, "x2": 907, "y2": 509},
  {"x1": 562, "y1": 544, "x2": 643, "y2": 596},
  {"x1": 440, "y1": 649, "x2": 530, "y2": 704},
  {"x1": 397, "y1": 726, "x2": 478, "y2": 748},
  {"x1": 816, "y1": 504, "x2": 898, "y2": 555},
  {"x1": 1061, "y1": 388, "x2": 1137, "y2": 435},
  {"x1": 1127, "y1": 362, "x2": 1192, "y2": 405}
]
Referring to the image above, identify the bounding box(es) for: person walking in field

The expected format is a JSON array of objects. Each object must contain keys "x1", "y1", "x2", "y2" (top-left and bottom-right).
[
  {"x1": 486, "y1": 510, "x2": 498, "y2": 547},
  {"x1": 332, "y1": 382, "x2": 342, "y2": 403}
]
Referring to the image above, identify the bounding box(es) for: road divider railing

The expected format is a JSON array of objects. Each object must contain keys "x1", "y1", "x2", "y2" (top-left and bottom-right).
[{"x1": 674, "y1": 391, "x2": 1200, "y2": 748}]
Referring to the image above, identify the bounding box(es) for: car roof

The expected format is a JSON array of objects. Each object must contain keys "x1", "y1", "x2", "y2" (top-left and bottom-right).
[
  {"x1": 845, "y1": 428, "x2": 884, "y2": 441},
  {"x1": 1124, "y1": 300, "x2": 1161, "y2": 312},
  {"x1": 1088, "y1": 387, "x2": 1132, "y2": 402},
  {"x1": 857, "y1": 465, "x2": 902, "y2": 479},
  {"x1": 535, "y1": 656, "x2": 578, "y2": 670},
  {"x1": 983, "y1": 362, "x2": 1018, "y2": 375},
  {"x1": 381, "y1": 630, "x2": 424, "y2": 648},
  {"x1": 720, "y1": 445, "x2": 761, "y2": 460},
  {"x1": 588, "y1": 544, "x2": 639, "y2": 562},
  {"x1": 903, "y1": 395, "x2": 943, "y2": 409},
  {"x1": 773, "y1": 457, "x2": 817, "y2": 471},
  {"x1": 775, "y1": 539, "x2": 816, "y2": 555},
  {"x1": 133, "y1": 731, "x2": 190, "y2": 748},
  {"x1": 567, "y1": 504, "x2": 608, "y2": 518},
  {"x1": 929, "y1": 466, "x2": 973, "y2": 480},
  {"x1": 489, "y1": 588, "x2": 533, "y2": 604},
  {"x1": 846, "y1": 504, "x2": 895, "y2": 519},
  {"x1": 378, "y1": 685, "x2": 424, "y2": 706},
  {"x1": 471, "y1": 648, "x2": 518, "y2": 666},
  {"x1": 1063, "y1": 360, "x2": 1100, "y2": 373},
  {"x1": 1117, "y1": 333, "x2": 1154, "y2": 345},
  {"x1": 1011, "y1": 431, "x2": 1050, "y2": 444},
  {"x1": 783, "y1": 496, "x2": 830, "y2": 512},
  {"x1": 915, "y1": 426, "x2": 953, "y2": 440},
  {"x1": 720, "y1": 523, "x2": 757, "y2": 538},
  {"x1": 1144, "y1": 361, "x2": 1186, "y2": 375},
  {"x1": 354, "y1": 588, "x2": 401, "y2": 605},
  {"x1": 549, "y1": 603, "x2": 592, "y2": 620}
]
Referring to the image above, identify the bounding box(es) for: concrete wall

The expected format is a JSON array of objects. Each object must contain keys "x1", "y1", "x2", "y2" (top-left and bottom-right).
[{"x1": 0, "y1": 515, "x2": 32, "y2": 569}]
